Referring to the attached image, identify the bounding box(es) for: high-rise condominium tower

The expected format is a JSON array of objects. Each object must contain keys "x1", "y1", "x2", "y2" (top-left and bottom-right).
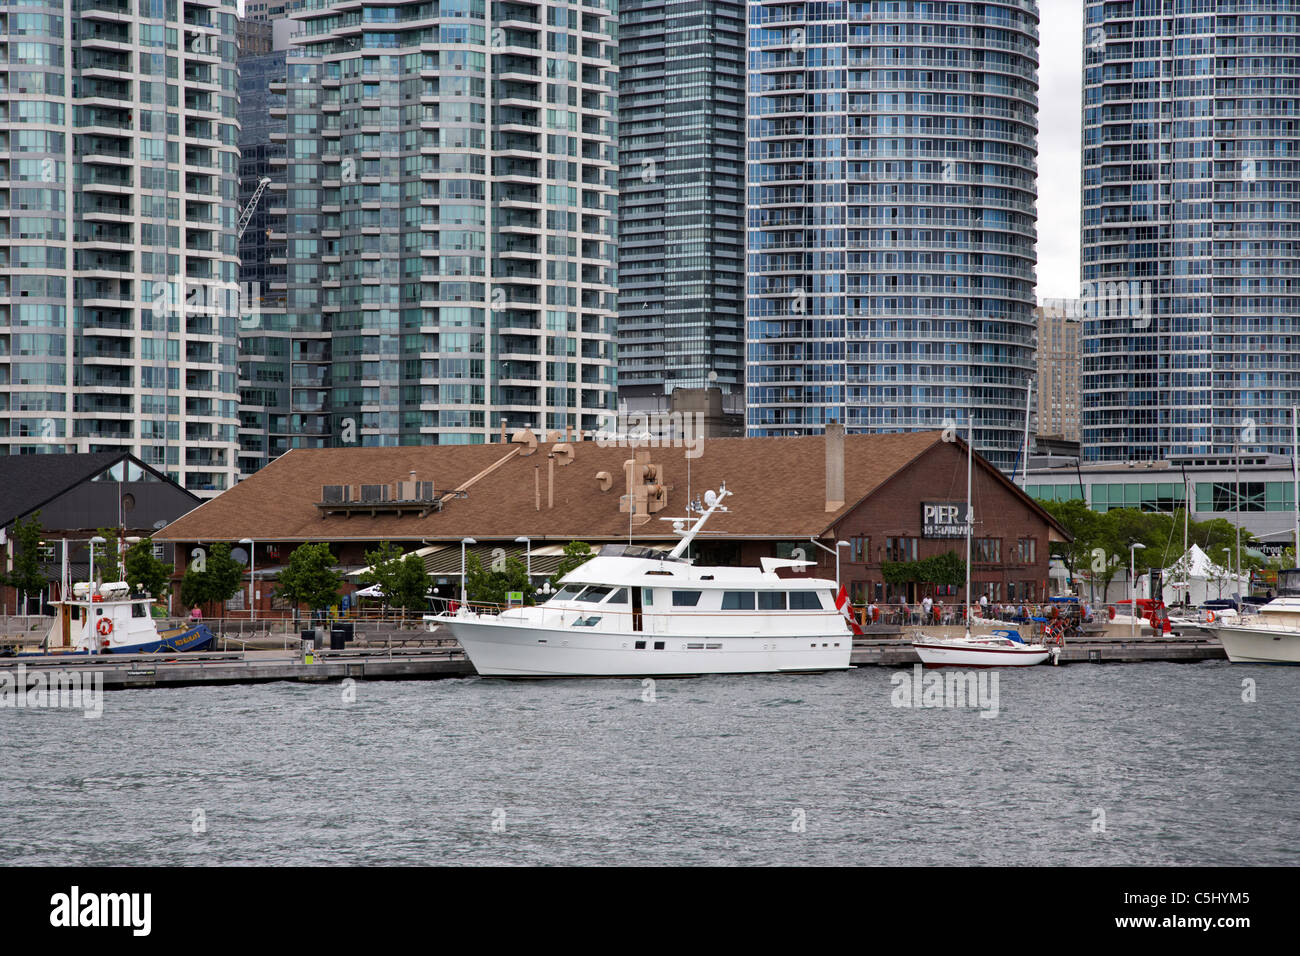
[
  {"x1": 1082, "y1": 0, "x2": 1300, "y2": 462},
  {"x1": 745, "y1": 0, "x2": 1040, "y2": 471},
  {"x1": 0, "y1": 0, "x2": 242, "y2": 493},
  {"x1": 618, "y1": 0, "x2": 746, "y2": 406},
  {"x1": 270, "y1": 0, "x2": 618, "y2": 450}
]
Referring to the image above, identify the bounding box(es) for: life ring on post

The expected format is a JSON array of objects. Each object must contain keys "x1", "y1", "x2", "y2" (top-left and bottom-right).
[
  {"x1": 96, "y1": 617, "x2": 113, "y2": 637},
  {"x1": 1107, "y1": 605, "x2": 1116, "y2": 621}
]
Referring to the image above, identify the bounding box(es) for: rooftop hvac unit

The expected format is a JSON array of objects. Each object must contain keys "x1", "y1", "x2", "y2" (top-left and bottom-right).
[
  {"x1": 359, "y1": 483, "x2": 389, "y2": 503},
  {"x1": 321, "y1": 484, "x2": 351, "y2": 504}
]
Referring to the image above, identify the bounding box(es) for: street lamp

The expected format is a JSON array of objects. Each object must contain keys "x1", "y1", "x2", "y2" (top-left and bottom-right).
[
  {"x1": 88, "y1": 536, "x2": 107, "y2": 587},
  {"x1": 1129, "y1": 542, "x2": 1146, "y2": 638},
  {"x1": 240, "y1": 538, "x2": 255, "y2": 621},
  {"x1": 515, "y1": 536, "x2": 531, "y2": 582},
  {"x1": 835, "y1": 539, "x2": 850, "y2": 592},
  {"x1": 460, "y1": 537, "x2": 477, "y2": 605}
]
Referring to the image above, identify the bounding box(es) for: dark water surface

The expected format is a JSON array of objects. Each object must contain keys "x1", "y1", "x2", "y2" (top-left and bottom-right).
[{"x1": 2, "y1": 662, "x2": 1296, "y2": 865}]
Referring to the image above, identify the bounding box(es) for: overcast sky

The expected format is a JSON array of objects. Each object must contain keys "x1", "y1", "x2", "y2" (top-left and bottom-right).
[{"x1": 1036, "y1": 0, "x2": 1084, "y2": 301}]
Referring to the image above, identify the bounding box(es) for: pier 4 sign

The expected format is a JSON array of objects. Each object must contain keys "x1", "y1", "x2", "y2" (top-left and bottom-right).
[{"x1": 922, "y1": 502, "x2": 969, "y2": 539}]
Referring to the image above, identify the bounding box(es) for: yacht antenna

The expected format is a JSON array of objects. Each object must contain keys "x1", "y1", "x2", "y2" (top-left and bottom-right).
[{"x1": 666, "y1": 483, "x2": 730, "y2": 559}]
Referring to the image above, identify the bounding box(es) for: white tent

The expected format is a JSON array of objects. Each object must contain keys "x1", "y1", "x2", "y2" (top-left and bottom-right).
[{"x1": 1143, "y1": 544, "x2": 1250, "y2": 607}]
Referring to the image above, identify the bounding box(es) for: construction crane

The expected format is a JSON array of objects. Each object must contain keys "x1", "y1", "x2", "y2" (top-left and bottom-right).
[{"x1": 237, "y1": 176, "x2": 272, "y2": 240}]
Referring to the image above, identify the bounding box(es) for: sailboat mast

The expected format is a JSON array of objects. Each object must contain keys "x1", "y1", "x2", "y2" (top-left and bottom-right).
[
  {"x1": 965, "y1": 417, "x2": 973, "y2": 633},
  {"x1": 1293, "y1": 405, "x2": 1298, "y2": 564}
]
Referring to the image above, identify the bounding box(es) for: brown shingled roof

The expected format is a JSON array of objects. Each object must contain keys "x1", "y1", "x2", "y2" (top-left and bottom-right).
[{"x1": 158, "y1": 431, "x2": 1054, "y2": 544}]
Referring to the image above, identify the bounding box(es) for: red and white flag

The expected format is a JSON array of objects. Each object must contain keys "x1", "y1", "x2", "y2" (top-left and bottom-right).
[{"x1": 835, "y1": 586, "x2": 864, "y2": 636}]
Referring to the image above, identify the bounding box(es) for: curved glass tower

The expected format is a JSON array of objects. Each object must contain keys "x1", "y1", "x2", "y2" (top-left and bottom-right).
[
  {"x1": 745, "y1": 0, "x2": 1040, "y2": 471},
  {"x1": 1082, "y1": 0, "x2": 1300, "y2": 462}
]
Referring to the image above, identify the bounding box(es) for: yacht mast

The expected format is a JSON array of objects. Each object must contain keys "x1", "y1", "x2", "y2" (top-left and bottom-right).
[{"x1": 965, "y1": 417, "x2": 973, "y2": 637}]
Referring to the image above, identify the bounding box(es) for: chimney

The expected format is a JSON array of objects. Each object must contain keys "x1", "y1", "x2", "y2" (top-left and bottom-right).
[{"x1": 825, "y1": 421, "x2": 845, "y2": 512}]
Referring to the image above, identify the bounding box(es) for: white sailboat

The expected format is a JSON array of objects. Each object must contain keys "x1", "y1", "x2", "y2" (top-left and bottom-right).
[
  {"x1": 912, "y1": 418, "x2": 1053, "y2": 667},
  {"x1": 434, "y1": 484, "x2": 856, "y2": 677}
]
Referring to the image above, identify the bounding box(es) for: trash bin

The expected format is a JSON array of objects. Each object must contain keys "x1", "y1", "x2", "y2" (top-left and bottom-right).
[
  {"x1": 329, "y1": 624, "x2": 347, "y2": 650},
  {"x1": 338, "y1": 621, "x2": 354, "y2": 644}
]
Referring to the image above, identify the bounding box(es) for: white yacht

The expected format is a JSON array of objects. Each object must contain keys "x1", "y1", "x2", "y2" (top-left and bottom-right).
[
  {"x1": 1202, "y1": 569, "x2": 1300, "y2": 664},
  {"x1": 435, "y1": 486, "x2": 855, "y2": 677}
]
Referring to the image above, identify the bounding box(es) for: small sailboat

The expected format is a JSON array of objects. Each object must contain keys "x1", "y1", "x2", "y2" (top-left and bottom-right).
[
  {"x1": 41, "y1": 581, "x2": 215, "y2": 654},
  {"x1": 912, "y1": 418, "x2": 1054, "y2": 668}
]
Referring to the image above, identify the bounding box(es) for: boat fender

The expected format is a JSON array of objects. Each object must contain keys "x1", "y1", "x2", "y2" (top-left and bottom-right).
[
  {"x1": 1107, "y1": 605, "x2": 1116, "y2": 621},
  {"x1": 96, "y1": 618, "x2": 113, "y2": 637}
]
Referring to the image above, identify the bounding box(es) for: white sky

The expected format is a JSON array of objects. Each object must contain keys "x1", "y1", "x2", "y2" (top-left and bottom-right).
[{"x1": 1035, "y1": 0, "x2": 1084, "y2": 300}]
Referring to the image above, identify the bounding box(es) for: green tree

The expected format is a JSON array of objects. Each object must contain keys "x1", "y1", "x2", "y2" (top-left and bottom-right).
[
  {"x1": 548, "y1": 540, "x2": 594, "y2": 588},
  {"x1": 3, "y1": 511, "x2": 47, "y2": 613},
  {"x1": 881, "y1": 550, "x2": 965, "y2": 587},
  {"x1": 466, "y1": 554, "x2": 532, "y2": 607},
  {"x1": 359, "y1": 542, "x2": 430, "y2": 617},
  {"x1": 1036, "y1": 498, "x2": 1100, "y2": 592},
  {"x1": 123, "y1": 538, "x2": 172, "y2": 600},
  {"x1": 179, "y1": 542, "x2": 244, "y2": 613},
  {"x1": 276, "y1": 542, "x2": 344, "y2": 616}
]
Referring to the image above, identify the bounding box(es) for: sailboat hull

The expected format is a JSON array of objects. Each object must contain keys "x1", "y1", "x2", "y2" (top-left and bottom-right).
[{"x1": 913, "y1": 640, "x2": 1050, "y2": 668}]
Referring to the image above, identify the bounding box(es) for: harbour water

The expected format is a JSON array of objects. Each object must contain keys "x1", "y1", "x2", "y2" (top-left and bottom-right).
[{"x1": 2, "y1": 662, "x2": 1296, "y2": 866}]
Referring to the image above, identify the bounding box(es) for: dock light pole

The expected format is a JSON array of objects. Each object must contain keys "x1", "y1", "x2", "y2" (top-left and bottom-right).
[
  {"x1": 515, "y1": 536, "x2": 531, "y2": 583},
  {"x1": 240, "y1": 538, "x2": 255, "y2": 620},
  {"x1": 835, "y1": 539, "x2": 850, "y2": 591},
  {"x1": 1129, "y1": 542, "x2": 1146, "y2": 638},
  {"x1": 460, "y1": 537, "x2": 476, "y2": 605},
  {"x1": 88, "y1": 535, "x2": 106, "y2": 587}
]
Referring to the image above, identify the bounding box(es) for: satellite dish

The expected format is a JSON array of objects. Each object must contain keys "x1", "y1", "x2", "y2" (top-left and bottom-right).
[
  {"x1": 703, "y1": 490, "x2": 718, "y2": 509},
  {"x1": 152, "y1": 519, "x2": 167, "y2": 530}
]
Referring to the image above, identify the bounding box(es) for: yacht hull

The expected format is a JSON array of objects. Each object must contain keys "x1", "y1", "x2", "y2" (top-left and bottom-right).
[
  {"x1": 1205, "y1": 625, "x2": 1300, "y2": 664},
  {"x1": 439, "y1": 617, "x2": 852, "y2": 677}
]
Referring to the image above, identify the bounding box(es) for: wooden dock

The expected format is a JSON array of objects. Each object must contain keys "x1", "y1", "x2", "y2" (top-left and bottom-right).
[
  {"x1": 850, "y1": 635, "x2": 1227, "y2": 666},
  {"x1": 0, "y1": 634, "x2": 1227, "y2": 689}
]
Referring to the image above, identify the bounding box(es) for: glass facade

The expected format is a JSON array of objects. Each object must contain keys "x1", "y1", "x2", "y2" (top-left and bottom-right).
[
  {"x1": 0, "y1": 0, "x2": 242, "y2": 493},
  {"x1": 271, "y1": 0, "x2": 618, "y2": 451},
  {"x1": 618, "y1": 0, "x2": 746, "y2": 400},
  {"x1": 1082, "y1": 0, "x2": 1300, "y2": 462},
  {"x1": 744, "y1": 0, "x2": 1040, "y2": 471}
]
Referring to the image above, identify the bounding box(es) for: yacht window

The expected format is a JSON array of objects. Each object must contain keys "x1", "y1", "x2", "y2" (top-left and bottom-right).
[
  {"x1": 643, "y1": 589, "x2": 653, "y2": 606},
  {"x1": 758, "y1": 591, "x2": 787, "y2": 610},
  {"x1": 789, "y1": 591, "x2": 823, "y2": 610},
  {"x1": 721, "y1": 591, "x2": 756, "y2": 610},
  {"x1": 132, "y1": 603, "x2": 147, "y2": 619},
  {"x1": 605, "y1": 588, "x2": 628, "y2": 604},
  {"x1": 576, "y1": 586, "x2": 614, "y2": 603},
  {"x1": 550, "y1": 584, "x2": 585, "y2": 602},
  {"x1": 572, "y1": 616, "x2": 602, "y2": 627},
  {"x1": 671, "y1": 590, "x2": 701, "y2": 607}
]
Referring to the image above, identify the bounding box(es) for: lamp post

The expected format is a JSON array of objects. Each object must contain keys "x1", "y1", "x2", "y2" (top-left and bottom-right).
[
  {"x1": 835, "y1": 539, "x2": 850, "y2": 592},
  {"x1": 515, "y1": 535, "x2": 531, "y2": 583},
  {"x1": 240, "y1": 538, "x2": 255, "y2": 620},
  {"x1": 88, "y1": 535, "x2": 106, "y2": 587},
  {"x1": 1129, "y1": 542, "x2": 1146, "y2": 638},
  {"x1": 460, "y1": 537, "x2": 477, "y2": 605}
]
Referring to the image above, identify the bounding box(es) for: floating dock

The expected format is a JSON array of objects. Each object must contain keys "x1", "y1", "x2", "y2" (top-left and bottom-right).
[{"x1": 0, "y1": 634, "x2": 1227, "y2": 689}]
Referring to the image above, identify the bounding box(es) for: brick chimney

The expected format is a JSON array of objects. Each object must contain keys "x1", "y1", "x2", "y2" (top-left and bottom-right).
[{"x1": 825, "y1": 421, "x2": 845, "y2": 512}]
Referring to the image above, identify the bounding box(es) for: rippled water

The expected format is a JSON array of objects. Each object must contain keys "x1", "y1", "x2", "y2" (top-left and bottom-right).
[{"x1": 2, "y1": 662, "x2": 1297, "y2": 866}]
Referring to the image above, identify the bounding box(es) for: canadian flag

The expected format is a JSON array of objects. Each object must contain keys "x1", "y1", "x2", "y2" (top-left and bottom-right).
[{"x1": 835, "y1": 586, "x2": 864, "y2": 636}]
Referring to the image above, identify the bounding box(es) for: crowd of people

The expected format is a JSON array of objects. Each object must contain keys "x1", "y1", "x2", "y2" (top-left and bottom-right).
[{"x1": 857, "y1": 595, "x2": 1094, "y2": 629}]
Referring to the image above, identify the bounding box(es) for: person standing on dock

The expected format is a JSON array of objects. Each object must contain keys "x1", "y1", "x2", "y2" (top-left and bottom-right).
[{"x1": 190, "y1": 606, "x2": 202, "y2": 624}]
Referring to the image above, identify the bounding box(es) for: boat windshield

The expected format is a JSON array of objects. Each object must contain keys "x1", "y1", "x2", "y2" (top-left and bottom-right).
[{"x1": 549, "y1": 584, "x2": 586, "y2": 602}]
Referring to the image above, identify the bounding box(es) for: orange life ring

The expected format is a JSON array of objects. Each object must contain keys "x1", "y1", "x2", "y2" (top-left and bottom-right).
[
  {"x1": 1205, "y1": 610, "x2": 1216, "y2": 624},
  {"x1": 96, "y1": 618, "x2": 113, "y2": 637},
  {"x1": 1107, "y1": 605, "x2": 1116, "y2": 620}
]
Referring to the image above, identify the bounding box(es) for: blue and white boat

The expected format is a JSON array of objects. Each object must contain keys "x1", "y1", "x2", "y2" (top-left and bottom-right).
[{"x1": 43, "y1": 581, "x2": 215, "y2": 654}]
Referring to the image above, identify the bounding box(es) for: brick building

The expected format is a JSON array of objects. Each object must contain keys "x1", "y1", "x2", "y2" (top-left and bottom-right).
[{"x1": 156, "y1": 427, "x2": 1068, "y2": 616}]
